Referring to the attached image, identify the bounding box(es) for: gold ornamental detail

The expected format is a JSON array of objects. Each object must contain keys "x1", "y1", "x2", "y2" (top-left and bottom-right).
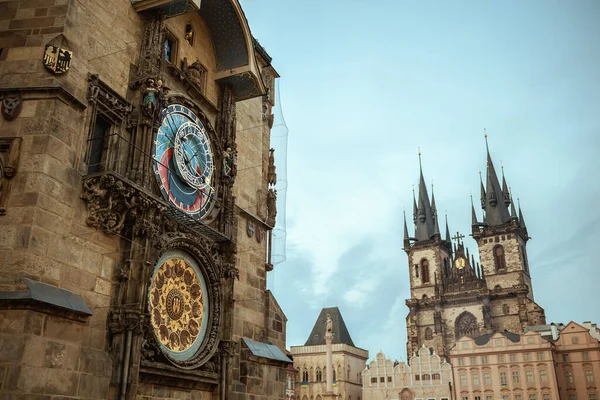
[{"x1": 149, "y1": 257, "x2": 204, "y2": 353}]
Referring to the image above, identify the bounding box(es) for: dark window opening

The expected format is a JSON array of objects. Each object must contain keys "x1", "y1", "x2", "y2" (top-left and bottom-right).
[{"x1": 88, "y1": 115, "x2": 111, "y2": 174}]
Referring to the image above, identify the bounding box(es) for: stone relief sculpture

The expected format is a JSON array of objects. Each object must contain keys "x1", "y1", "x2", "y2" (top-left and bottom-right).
[
  {"x1": 267, "y1": 148, "x2": 276, "y2": 186},
  {"x1": 325, "y1": 314, "x2": 332, "y2": 338},
  {"x1": 183, "y1": 57, "x2": 206, "y2": 90},
  {"x1": 266, "y1": 188, "x2": 277, "y2": 227}
]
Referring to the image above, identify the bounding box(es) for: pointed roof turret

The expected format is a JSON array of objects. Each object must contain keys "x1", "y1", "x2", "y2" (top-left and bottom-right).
[
  {"x1": 415, "y1": 151, "x2": 436, "y2": 241},
  {"x1": 471, "y1": 195, "x2": 479, "y2": 226},
  {"x1": 479, "y1": 171, "x2": 486, "y2": 211},
  {"x1": 431, "y1": 186, "x2": 441, "y2": 237},
  {"x1": 501, "y1": 167, "x2": 511, "y2": 206},
  {"x1": 412, "y1": 187, "x2": 418, "y2": 225},
  {"x1": 482, "y1": 131, "x2": 511, "y2": 226},
  {"x1": 510, "y1": 192, "x2": 518, "y2": 220},
  {"x1": 518, "y1": 199, "x2": 527, "y2": 229},
  {"x1": 445, "y1": 213, "x2": 451, "y2": 243},
  {"x1": 304, "y1": 307, "x2": 355, "y2": 346},
  {"x1": 403, "y1": 211, "x2": 410, "y2": 248}
]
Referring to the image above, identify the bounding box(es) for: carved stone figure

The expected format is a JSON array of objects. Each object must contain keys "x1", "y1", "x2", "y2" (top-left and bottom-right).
[
  {"x1": 267, "y1": 148, "x2": 276, "y2": 186},
  {"x1": 222, "y1": 147, "x2": 233, "y2": 177},
  {"x1": 325, "y1": 314, "x2": 332, "y2": 338},
  {"x1": 266, "y1": 188, "x2": 277, "y2": 227},
  {"x1": 183, "y1": 58, "x2": 205, "y2": 89}
]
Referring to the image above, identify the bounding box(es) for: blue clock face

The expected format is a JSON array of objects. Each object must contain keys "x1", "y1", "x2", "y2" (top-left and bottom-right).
[{"x1": 153, "y1": 104, "x2": 215, "y2": 219}]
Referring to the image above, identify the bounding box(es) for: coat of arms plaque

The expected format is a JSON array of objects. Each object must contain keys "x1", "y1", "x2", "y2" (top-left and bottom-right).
[{"x1": 43, "y1": 44, "x2": 72, "y2": 74}]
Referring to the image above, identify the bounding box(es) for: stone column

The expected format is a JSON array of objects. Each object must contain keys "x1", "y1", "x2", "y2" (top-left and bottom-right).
[{"x1": 323, "y1": 314, "x2": 335, "y2": 399}]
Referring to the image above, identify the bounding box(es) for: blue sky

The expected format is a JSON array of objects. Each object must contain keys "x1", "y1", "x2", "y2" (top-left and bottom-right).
[{"x1": 240, "y1": 0, "x2": 600, "y2": 362}]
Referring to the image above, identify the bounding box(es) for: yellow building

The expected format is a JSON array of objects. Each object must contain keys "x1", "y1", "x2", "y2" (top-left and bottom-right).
[{"x1": 291, "y1": 307, "x2": 368, "y2": 400}]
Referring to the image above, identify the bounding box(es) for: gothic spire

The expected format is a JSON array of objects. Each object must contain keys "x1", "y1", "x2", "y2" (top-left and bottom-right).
[
  {"x1": 510, "y1": 191, "x2": 518, "y2": 220},
  {"x1": 445, "y1": 213, "x2": 451, "y2": 243},
  {"x1": 518, "y1": 199, "x2": 527, "y2": 229},
  {"x1": 471, "y1": 195, "x2": 478, "y2": 226},
  {"x1": 501, "y1": 167, "x2": 511, "y2": 206},
  {"x1": 483, "y1": 131, "x2": 511, "y2": 226},
  {"x1": 403, "y1": 211, "x2": 410, "y2": 248},
  {"x1": 415, "y1": 151, "x2": 436, "y2": 241},
  {"x1": 479, "y1": 171, "x2": 486, "y2": 211},
  {"x1": 412, "y1": 187, "x2": 417, "y2": 225},
  {"x1": 431, "y1": 186, "x2": 441, "y2": 237}
]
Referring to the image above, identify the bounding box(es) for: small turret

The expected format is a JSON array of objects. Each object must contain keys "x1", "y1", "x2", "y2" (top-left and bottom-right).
[{"x1": 403, "y1": 211, "x2": 410, "y2": 249}]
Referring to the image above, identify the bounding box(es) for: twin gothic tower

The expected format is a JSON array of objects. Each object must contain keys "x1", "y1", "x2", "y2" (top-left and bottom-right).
[{"x1": 402, "y1": 138, "x2": 546, "y2": 358}]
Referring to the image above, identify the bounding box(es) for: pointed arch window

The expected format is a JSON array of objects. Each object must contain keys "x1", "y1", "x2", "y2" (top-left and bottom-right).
[
  {"x1": 316, "y1": 368, "x2": 322, "y2": 382},
  {"x1": 421, "y1": 259, "x2": 430, "y2": 283},
  {"x1": 455, "y1": 312, "x2": 478, "y2": 339},
  {"x1": 302, "y1": 369, "x2": 309, "y2": 383},
  {"x1": 332, "y1": 368, "x2": 336, "y2": 381},
  {"x1": 425, "y1": 327, "x2": 433, "y2": 340},
  {"x1": 494, "y1": 245, "x2": 506, "y2": 271}
]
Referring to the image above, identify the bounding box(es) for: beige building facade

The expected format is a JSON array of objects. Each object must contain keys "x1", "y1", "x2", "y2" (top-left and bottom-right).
[
  {"x1": 552, "y1": 321, "x2": 600, "y2": 400},
  {"x1": 362, "y1": 346, "x2": 453, "y2": 400},
  {"x1": 449, "y1": 330, "x2": 559, "y2": 400},
  {"x1": 0, "y1": 0, "x2": 289, "y2": 399},
  {"x1": 291, "y1": 307, "x2": 368, "y2": 400},
  {"x1": 403, "y1": 144, "x2": 546, "y2": 358}
]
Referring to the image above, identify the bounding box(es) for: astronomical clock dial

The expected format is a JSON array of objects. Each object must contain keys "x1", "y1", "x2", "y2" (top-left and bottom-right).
[
  {"x1": 153, "y1": 104, "x2": 215, "y2": 220},
  {"x1": 148, "y1": 250, "x2": 209, "y2": 361},
  {"x1": 455, "y1": 257, "x2": 466, "y2": 270}
]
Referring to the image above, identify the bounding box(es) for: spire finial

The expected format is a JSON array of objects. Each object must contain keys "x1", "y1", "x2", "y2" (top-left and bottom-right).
[{"x1": 418, "y1": 147, "x2": 423, "y2": 172}]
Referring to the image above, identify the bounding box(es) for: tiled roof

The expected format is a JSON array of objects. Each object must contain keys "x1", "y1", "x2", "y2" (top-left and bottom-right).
[{"x1": 304, "y1": 307, "x2": 355, "y2": 347}]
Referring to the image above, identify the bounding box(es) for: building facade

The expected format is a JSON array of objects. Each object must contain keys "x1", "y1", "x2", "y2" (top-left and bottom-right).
[
  {"x1": 552, "y1": 322, "x2": 600, "y2": 400},
  {"x1": 0, "y1": 0, "x2": 289, "y2": 399},
  {"x1": 362, "y1": 346, "x2": 453, "y2": 400},
  {"x1": 449, "y1": 330, "x2": 559, "y2": 400},
  {"x1": 403, "y1": 141, "x2": 546, "y2": 358},
  {"x1": 291, "y1": 307, "x2": 368, "y2": 400}
]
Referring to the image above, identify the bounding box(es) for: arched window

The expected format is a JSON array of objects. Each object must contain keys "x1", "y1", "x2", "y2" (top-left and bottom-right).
[
  {"x1": 422, "y1": 294, "x2": 428, "y2": 300},
  {"x1": 421, "y1": 259, "x2": 430, "y2": 283},
  {"x1": 316, "y1": 368, "x2": 322, "y2": 382},
  {"x1": 425, "y1": 327, "x2": 433, "y2": 340},
  {"x1": 414, "y1": 265, "x2": 419, "y2": 278},
  {"x1": 455, "y1": 311, "x2": 478, "y2": 339},
  {"x1": 333, "y1": 368, "x2": 336, "y2": 381},
  {"x1": 302, "y1": 369, "x2": 308, "y2": 382},
  {"x1": 494, "y1": 245, "x2": 506, "y2": 270}
]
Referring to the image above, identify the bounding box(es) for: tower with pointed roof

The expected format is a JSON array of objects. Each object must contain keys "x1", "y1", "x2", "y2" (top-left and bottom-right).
[{"x1": 403, "y1": 137, "x2": 546, "y2": 359}]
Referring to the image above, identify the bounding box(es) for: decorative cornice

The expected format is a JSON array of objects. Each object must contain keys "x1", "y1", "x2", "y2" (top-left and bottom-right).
[{"x1": 0, "y1": 85, "x2": 86, "y2": 110}]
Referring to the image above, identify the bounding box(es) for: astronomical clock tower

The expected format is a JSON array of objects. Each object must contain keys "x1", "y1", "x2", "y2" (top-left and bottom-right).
[
  {"x1": 0, "y1": 1, "x2": 288, "y2": 399},
  {"x1": 403, "y1": 140, "x2": 546, "y2": 358}
]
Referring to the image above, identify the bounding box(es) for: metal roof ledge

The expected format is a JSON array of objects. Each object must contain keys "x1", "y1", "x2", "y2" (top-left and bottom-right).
[{"x1": 0, "y1": 278, "x2": 93, "y2": 322}]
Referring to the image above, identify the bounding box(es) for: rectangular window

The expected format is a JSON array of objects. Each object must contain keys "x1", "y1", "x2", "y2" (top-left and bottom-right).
[
  {"x1": 513, "y1": 370, "x2": 520, "y2": 384},
  {"x1": 433, "y1": 373, "x2": 440, "y2": 380},
  {"x1": 458, "y1": 358, "x2": 465, "y2": 366},
  {"x1": 484, "y1": 372, "x2": 491, "y2": 384},
  {"x1": 540, "y1": 370, "x2": 548, "y2": 382},
  {"x1": 470, "y1": 357, "x2": 477, "y2": 365},
  {"x1": 486, "y1": 396, "x2": 492, "y2": 400},
  {"x1": 371, "y1": 377, "x2": 377, "y2": 383},
  {"x1": 529, "y1": 395, "x2": 537, "y2": 400},
  {"x1": 500, "y1": 371, "x2": 508, "y2": 386},
  {"x1": 495, "y1": 339, "x2": 504, "y2": 346},
  {"x1": 164, "y1": 31, "x2": 178, "y2": 64},
  {"x1": 380, "y1": 377, "x2": 385, "y2": 383},
  {"x1": 585, "y1": 370, "x2": 594, "y2": 383},
  {"x1": 475, "y1": 397, "x2": 481, "y2": 400},
  {"x1": 460, "y1": 374, "x2": 467, "y2": 386},
  {"x1": 526, "y1": 371, "x2": 534, "y2": 383},
  {"x1": 510, "y1": 354, "x2": 518, "y2": 363},
  {"x1": 583, "y1": 352, "x2": 591, "y2": 361},
  {"x1": 387, "y1": 376, "x2": 392, "y2": 382},
  {"x1": 481, "y1": 356, "x2": 488, "y2": 364},
  {"x1": 568, "y1": 396, "x2": 576, "y2": 400},
  {"x1": 543, "y1": 395, "x2": 550, "y2": 400},
  {"x1": 527, "y1": 337, "x2": 535, "y2": 344},
  {"x1": 462, "y1": 397, "x2": 468, "y2": 400},
  {"x1": 502, "y1": 396, "x2": 510, "y2": 400},
  {"x1": 516, "y1": 396, "x2": 523, "y2": 400},
  {"x1": 523, "y1": 353, "x2": 531, "y2": 361},
  {"x1": 462, "y1": 342, "x2": 469, "y2": 349},
  {"x1": 563, "y1": 354, "x2": 569, "y2": 362},
  {"x1": 566, "y1": 371, "x2": 574, "y2": 384},
  {"x1": 536, "y1": 352, "x2": 544, "y2": 361},
  {"x1": 415, "y1": 374, "x2": 420, "y2": 381},
  {"x1": 498, "y1": 354, "x2": 505, "y2": 363},
  {"x1": 589, "y1": 394, "x2": 598, "y2": 400},
  {"x1": 472, "y1": 373, "x2": 480, "y2": 385},
  {"x1": 572, "y1": 336, "x2": 579, "y2": 344},
  {"x1": 88, "y1": 115, "x2": 112, "y2": 174}
]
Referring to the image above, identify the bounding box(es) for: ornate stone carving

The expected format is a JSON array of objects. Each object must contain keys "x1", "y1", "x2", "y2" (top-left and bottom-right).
[
  {"x1": 434, "y1": 311, "x2": 442, "y2": 334},
  {"x1": 455, "y1": 311, "x2": 478, "y2": 339},
  {"x1": 87, "y1": 74, "x2": 133, "y2": 118},
  {"x1": 130, "y1": 16, "x2": 165, "y2": 89},
  {"x1": 0, "y1": 137, "x2": 22, "y2": 216},
  {"x1": 43, "y1": 44, "x2": 72, "y2": 74},
  {"x1": 1, "y1": 92, "x2": 22, "y2": 121},
  {"x1": 182, "y1": 57, "x2": 206, "y2": 90}
]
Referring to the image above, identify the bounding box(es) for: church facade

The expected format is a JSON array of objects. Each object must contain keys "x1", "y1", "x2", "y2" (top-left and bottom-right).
[
  {"x1": 0, "y1": 1, "x2": 289, "y2": 399},
  {"x1": 403, "y1": 141, "x2": 546, "y2": 359}
]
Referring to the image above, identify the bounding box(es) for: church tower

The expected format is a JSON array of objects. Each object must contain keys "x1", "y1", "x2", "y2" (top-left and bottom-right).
[{"x1": 404, "y1": 137, "x2": 546, "y2": 359}]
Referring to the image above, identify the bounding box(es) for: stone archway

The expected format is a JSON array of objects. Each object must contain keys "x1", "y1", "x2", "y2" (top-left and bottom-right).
[{"x1": 399, "y1": 388, "x2": 413, "y2": 400}]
